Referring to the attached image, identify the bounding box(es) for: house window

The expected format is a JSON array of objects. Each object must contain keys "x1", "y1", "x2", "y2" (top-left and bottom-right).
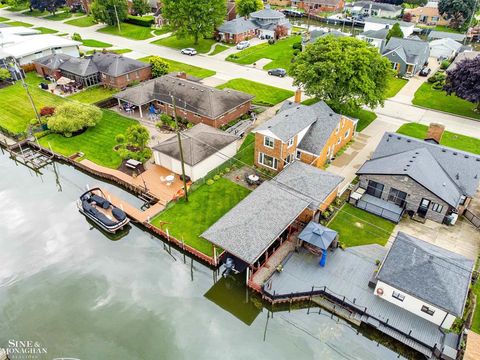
[
  {"x1": 421, "y1": 305, "x2": 435, "y2": 316},
  {"x1": 459, "y1": 196, "x2": 467, "y2": 206},
  {"x1": 337, "y1": 137, "x2": 342, "y2": 145},
  {"x1": 287, "y1": 137, "x2": 294, "y2": 148},
  {"x1": 392, "y1": 291, "x2": 405, "y2": 302},
  {"x1": 264, "y1": 136, "x2": 274, "y2": 149},
  {"x1": 126, "y1": 73, "x2": 130, "y2": 81},
  {"x1": 259, "y1": 153, "x2": 278, "y2": 170},
  {"x1": 296, "y1": 150, "x2": 301, "y2": 160},
  {"x1": 431, "y1": 203, "x2": 444, "y2": 213},
  {"x1": 388, "y1": 188, "x2": 407, "y2": 207},
  {"x1": 285, "y1": 154, "x2": 293, "y2": 164},
  {"x1": 366, "y1": 180, "x2": 384, "y2": 198},
  {"x1": 345, "y1": 129, "x2": 350, "y2": 138},
  {"x1": 136, "y1": 70, "x2": 140, "y2": 78},
  {"x1": 392, "y1": 63, "x2": 400, "y2": 71}
]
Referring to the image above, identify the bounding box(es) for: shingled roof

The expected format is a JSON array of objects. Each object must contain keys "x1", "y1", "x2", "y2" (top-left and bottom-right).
[
  {"x1": 152, "y1": 123, "x2": 238, "y2": 166},
  {"x1": 217, "y1": 17, "x2": 257, "y2": 35},
  {"x1": 377, "y1": 232, "x2": 474, "y2": 317},
  {"x1": 382, "y1": 38, "x2": 430, "y2": 65}
]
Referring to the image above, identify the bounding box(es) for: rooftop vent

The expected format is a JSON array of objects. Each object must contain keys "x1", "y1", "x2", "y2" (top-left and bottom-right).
[
  {"x1": 407, "y1": 139, "x2": 411, "y2": 143},
  {"x1": 456, "y1": 173, "x2": 460, "y2": 180},
  {"x1": 442, "y1": 149, "x2": 447, "y2": 152},
  {"x1": 465, "y1": 155, "x2": 469, "y2": 159},
  {"x1": 388, "y1": 134, "x2": 393, "y2": 138},
  {"x1": 453, "y1": 152, "x2": 458, "y2": 155}
]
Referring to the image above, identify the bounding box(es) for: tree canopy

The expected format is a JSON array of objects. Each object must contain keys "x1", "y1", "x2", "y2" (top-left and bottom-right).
[
  {"x1": 444, "y1": 56, "x2": 480, "y2": 111},
  {"x1": 438, "y1": 0, "x2": 475, "y2": 28},
  {"x1": 387, "y1": 23, "x2": 404, "y2": 40},
  {"x1": 131, "y1": 0, "x2": 150, "y2": 16},
  {"x1": 29, "y1": 0, "x2": 65, "y2": 15},
  {"x1": 116, "y1": 124, "x2": 152, "y2": 162},
  {"x1": 149, "y1": 56, "x2": 170, "y2": 78},
  {"x1": 47, "y1": 102, "x2": 102, "y2": 136},
  {"x1": 290, "y1": 36, "x2": 393, "y2": 112},
  {"x1": 162, "y1": 0, "x2": 226, "y2": 45},
  {"x1": 235, "y1": 0, "x2": 263, "y2": 17},
  {"x1": 91, "y1": 0, "x2": 128, "y2": 26}
]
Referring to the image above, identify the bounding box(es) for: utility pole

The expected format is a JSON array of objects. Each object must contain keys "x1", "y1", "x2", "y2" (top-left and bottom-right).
[
  {"x1": 171, "y1": 94, "x2": 189, "y2": 202},
  {"x1": 114, "y1": 5, "x2": 121, "y2": 34},
  {"x1": 14, "y1": 58, "x2": 40, "y2": 128}
]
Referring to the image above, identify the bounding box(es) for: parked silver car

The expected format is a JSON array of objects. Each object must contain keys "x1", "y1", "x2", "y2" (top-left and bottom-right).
[
  {"x1": 236, "y1": 41, "x2": 250, "y2": 50},
  {"x1": 181, "y1": 48, "x2": 197, "y2": 56}
]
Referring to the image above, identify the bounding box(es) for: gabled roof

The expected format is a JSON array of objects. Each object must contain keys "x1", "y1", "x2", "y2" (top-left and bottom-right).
[
  {"x1": 152, "y1": 124, "x2": 238, "y2": 166},
  {"x1": 217, "y1": 17, "x2": 257, "y2": 35},
  {"x1": 365, "y1": 17, "x2": 413, "y2": 28},
  {"x1": 359, "y1": 28, "x2": 389, "y2": 40},
  {"x1": 349, "y1": 1, "x2": 401, "y2": 12},
  {"x1": 448, "y1": 51, "x2": 480, "y2": 71},
  {"x1": 430, "y1": 38, "x2": 462, "y2": 52},
  {"x1": 201, "y1": 181, "x2": 310, "y2": 264},
  {"x1": 382, "y1": 37, "x2": 429, "y2": 64},
  {"x1": 428, "y1": 30, "x2": 466, "y2": 42},
  {"x1": 360, "y1": 132, "x2": 480, "y2": 197},
  {"x1": 89, "y1": 52, "x2": 149, "y2": 77},
  {"x1": 1, "y1": 34, "x2": 80, "y2": 58},
  {"x1": 250, "y1": 6, "x2": 285, "y2": 20},
  {"x1": 377, "y1": 232, "x2": 474, "y2": 317},
  {"x1": 274, "y1": 161, "x2": 343, "y2": 210},
  {"x1": 309, "y1": 29, "x2": 349, "y2": 43},
  {"x1": 59, "y1": 56, "x2": 98, "y2": 76},
  {"x1": 114, "y1": 75, "x2": 254, "y2": 119},
  {"x1": 33, "y1": 53, "x2": 72, "y2": 69}
]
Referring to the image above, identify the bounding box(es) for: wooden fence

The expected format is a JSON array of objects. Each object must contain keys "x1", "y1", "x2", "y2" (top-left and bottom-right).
[{"x1": 464, "y1": 209, "x2": 480, "y2": 229}]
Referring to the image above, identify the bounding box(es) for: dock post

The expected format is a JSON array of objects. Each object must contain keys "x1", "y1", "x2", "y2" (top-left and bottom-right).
[
  {"x1": 307, "y1": 286, "x2": 314, "y2": 315},
  {"x1": 190, "y1": 258, "x2": 194, "y2": 281},
  {"x1": 182, "y1": 238, "x2": 186, "y2": 263}
]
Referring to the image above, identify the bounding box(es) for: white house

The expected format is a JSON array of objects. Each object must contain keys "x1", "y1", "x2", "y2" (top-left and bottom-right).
[
  {"x1": 356, "y1": 28, "x2": 388, "y2": 51},
  {"x1": 429, "y1": 37, "x2": 463, "y2": 60},
  {"x1": 152, "y1": 124, "x2": 238, "y2": 182},
  {"x1": 363, "y1": 18, "x2": 415, "y2": 38},
  {"x1": 347, "y1": 1, "x2": 402, "y2": 18},
  {"x1": 374, "y1": 232, "x2": 474, "y2": 329}
]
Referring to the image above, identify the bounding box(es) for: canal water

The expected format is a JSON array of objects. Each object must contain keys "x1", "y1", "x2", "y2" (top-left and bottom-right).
[{"x1": 0, "y1": 151, "x2": 409, "y2": 360}]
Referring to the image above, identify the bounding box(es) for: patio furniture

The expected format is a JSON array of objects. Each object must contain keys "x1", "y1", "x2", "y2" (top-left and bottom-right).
[
  {"x1": 165, "y1": 175, "x2": 175, "y2": 182},
  {"x1": 126, "y1": 159, "x2": 142, "y2": 170},
  {"x1": 246, "y1": 173, "x2": 260, "y2": 185}
]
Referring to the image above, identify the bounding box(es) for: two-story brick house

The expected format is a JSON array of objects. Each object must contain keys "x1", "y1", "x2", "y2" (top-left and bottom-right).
[{"x1": 253, "y1": 100, "x2": 356, "y2": 172}]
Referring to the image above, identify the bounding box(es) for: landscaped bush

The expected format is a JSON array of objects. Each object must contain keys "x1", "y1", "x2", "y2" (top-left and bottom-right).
[
  {"x1": 268, "y1": 39, "x2": 275, "y2": 45},
  {"x1": 440, "y1": 60, "x2": 451, "y2": 70},
  {"x1": 292, "y1": 41, "x2": 302, "y2": 50},
  {"x1": 149, "y1": 56, "x2": 169, "y2": 78},
  {"x1": 40, "y1": 106, "x2": 55, "y2": 117},
  {"x1": 115, "y1": 124, "x2": 152, "y2": 163},
  {"x1": 293, "y1": 49, "x2": 300, "y2": 56},
  {"x1": 224, "y1": 167, "x2": 230, "y2": 173},
  {"x1": 125, "y1": 15, "x2": 154, "y2": 27},
  {"x1": 213, "y1": 175, "x2": 220, "y2": 181},
  {"x1": 428, "y1": 71, "x2": 446, "y2": 84},
  {"x1": 72, "y1": 32, "x2": 82, "y2": 41},
  {"x1": 206, "y1": 179, "x2": 214, "y2": 185},
  {"x1": 47, "y1": 102, "x2": 102, "y2": 137}
]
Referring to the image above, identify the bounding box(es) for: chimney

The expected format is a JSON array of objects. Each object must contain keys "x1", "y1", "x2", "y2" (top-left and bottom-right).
[
  {"x1": 425, "y1": 123, "x2": 445, "y2": 144},
  {"x1": 176, "y1": 71, "x2": 187, "y2": 80},
  {"x1": 294, "y1": 89, "x2": 302, "y2": 104}
]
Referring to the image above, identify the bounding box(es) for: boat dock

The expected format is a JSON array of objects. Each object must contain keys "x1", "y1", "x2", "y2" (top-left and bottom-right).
[{"x1": 0, "y1": 137, "x2": 54, "y2": 170}]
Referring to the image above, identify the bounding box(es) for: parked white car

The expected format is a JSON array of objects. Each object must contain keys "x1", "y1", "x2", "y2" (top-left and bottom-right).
[
  {"x1": 236, "y1": 41, "x2": 250, "y2": 50},
  {"x1": 181, "y1": 48, "x2": 197, "y2": 56}
]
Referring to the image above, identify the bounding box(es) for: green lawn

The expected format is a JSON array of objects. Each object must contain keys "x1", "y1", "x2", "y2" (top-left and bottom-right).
[
  {"x1": 150, "y1": 178, "x2": 251, "y2": 256},
  {"x1": 44, "y1": 12, "x2": 73, "y2": 21},
  {"x1": 413, "y1": 83, "x2": 480, "y2": 120},
  {"x1": 152, "y1": 35, "x2": 216, "y2": 54},
  {"x1": 65, "y1": 15, "x2": 97, "y2": 27},
  {"x1": 67, "y1": 86, "x2": 119, "y2": 104},
  {"x1": 23, "y1": 9, "x2": 48, "y2": 16},
  {"x1": 152, "y1": 27, "x2": 171, "y2": 36},
  {"x1": 138, "y1": 56, "x2": 216, "y2": 79},
  {"x1": 86, "y1": 48, "x2": 132, "y2": 55},
  {"x1": 226, "y1": 36, "x2": 301, "y2": 70},
  {"x1": 209, "y1": 44, "x2": 230, "y2": 56},
  {"x1": 0, "y1": 73, "x2": 66, "y2": 134},
  {"x1": 434, "y1": 25, "x2": 462, "y2": 34},
  {"x1": 472, "y1": 261, "x2": 480, "y2": 333},
  {"x1": 33, "y1": 27, "x2": 58, "y2": 34},
  {"x1": 386, "y1": 76, "x2": 408, "y2": 98},
  {"x1": 0, "y1": 17, "x2": 9, "y2": 22},
  {"x1": 98, "y1": 22, "x2": 154, "y2": 40},
  {"x1": 5, "y1": 20, "x2": 33, "y2": 27},
  {"x1": 328, "y1": 204, "x2": 395, "y2": 247},
  {"x1": 81, "y1": 39, "x2": 113, "y2": 48},
  {"x1": 38, "y1": 110, "x2": 137, "y2": 168},
  {"x1": 217, "y1": 78, "x2": 294, "y2": 106},
  {"x1": 5, "y1": 4, "x2": 29, "y2": 11},
  {"x1": 397, "y1": 123, "x2": 480, "y2": 155},
  {"x1": 234, "y1": 133, "x2": 255, "y2": 166}
]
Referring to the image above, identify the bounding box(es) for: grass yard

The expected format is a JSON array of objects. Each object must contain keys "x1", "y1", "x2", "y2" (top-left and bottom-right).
[
  {"x1": 413, "y1": 83, "x2": 480, "y2": 120},
  {"x1": 33, "y1": 27, "x2": 58, "y2": 34},
  {"x1": 152, "y1": 35, "x2": 216, "y2": 54},
  {"x1": 98, "y1": 22, "x2": 153, "y2": 40},
  {"x1": 150, "y1": 178, "x2": 251, "y2": 256},
  {"x1": 38, "y1": 110, "x2": 136, "y2": 168},
  {"x1": 209, "y1": 44, "x2": 230, "y2": 56},
  {"x1": 386, "y1": 76, "x2": 408, "y2": 98},
  {"x1": 328, "y1": 204, "x2": 395, "y2": 247},
  {"x1": 65, "y1": 15, "x2": 97, "y2": 27},
  {"x1": 67, "y1": 86, "x2": 119, "y2": 104},
  {"x1": 23, "y1": 9, "x2": 48, "y2": 16},
  {"x1": 234, "y1": 133, "x2": 255, "y2": 166},
  {"x1": 5, "y1": 4, "x2": 29, "y2": 11},
  {"x1": 5, "y1": 20, "x2": 33, "y2": 27},
  {"x1": 226, "y1": 36, "x2": 301, "y2": 70},
  {"x1": 217, "y1": 78, "x2": 294, "y2": 106},
  {"x1": 138, "y1": 56, "x2": 215, "y2": 79},
  {"x1": 152, "y1": 27, "x2": 171, "y2": 36},
  {"x1": 44, "y1": 12, "x2": 73, "y2": 21},
  {"x1": 0, "y1": 16, "x2": 9, "y2": 22},
  {"x1": 472, "y1": 260, "x2": 480, "y2": 333},
  {"x1": 397, "y1": 123, "x2": 480, "y2": 155},
  {"x1": 0, "y1": 73, "x2": 66, "y2": 134},
  {"x1": 81, "y1": 39, "x2": 113, "y2": 48},
  {"x1": 86, "y1": 48, "x2": 131, "y2": 55}
]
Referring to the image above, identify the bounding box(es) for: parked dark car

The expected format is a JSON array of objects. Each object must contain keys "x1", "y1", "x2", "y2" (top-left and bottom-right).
[
  {"x1": 419, "y1": 67, "x2": 431, "y2": 77},
  {"x1": 268, "y1": 68, "x2": 287, "y2": 77}
]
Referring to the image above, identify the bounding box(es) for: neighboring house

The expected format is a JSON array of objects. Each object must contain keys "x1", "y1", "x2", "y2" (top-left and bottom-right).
[
  {"x1": 404, "y1": 2, "x2": 449, "y2": 26},
  {"x1": 429, "y1": 38, "x2": 462, "y2": 60},
  {"x1": 216, "y1": 17, "x2": 258, "y2": 44},
  {"x1": 356, "y1": 28, "x2": 388, "y2": 51},
  {"x1": 253, "y1": 100, "x2": 356, "y2": 173},
  {"x1": 352, "y1": 126, "x2": 480, "y2": 224},
  {"x1": 363, "y1": 18, "x2": 414, "y2": 38},
  {"x1": 152, "y1": 124, "x2": 238, "y2": 182},
  {"x1": 249, "y1": 5, "x2": 292, "y2": 39},
  {"x1": 267, "y1": 0, "x2": 292, "y2": 6},
  {"x1": 114, "y1": 74, "x2": 254, "y2": 128},
  {"x1": 448, "y1": 51, "x2": 480, "y2": 71},
  {"x1": 33, "y1": 52, "x2": 151, "y2": 88},
  {"x1": 382, "y1": 37, "x2": 430, "y2": 76},
  {"x1": 303, "y1": 29, "x2": 349, "y2": 47},
  {"x1": 293, "y1": 0, "x2": 345, "y2": 13},
  {"x1": 346, "y1": 1, "x2": 402, "y2": 18},
  {"x1": 0, "y1": 49, "x2": 22, "y2": 80},
  {"x1": 374, "y1": 232, "x2": 474, "y2": 329},
  {"x1": 427, "y1": 30, "x2": 466, "y2": 43}
]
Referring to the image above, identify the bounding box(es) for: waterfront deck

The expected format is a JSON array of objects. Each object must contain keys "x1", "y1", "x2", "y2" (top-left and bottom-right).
[{"x1": 264, "y1": 246, "x2": 446, "y2": 357}]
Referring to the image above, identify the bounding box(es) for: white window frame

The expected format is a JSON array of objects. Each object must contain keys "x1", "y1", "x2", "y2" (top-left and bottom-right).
[
  {"x1": 392, "y1": 291, "x2": 405, "y2": 302},
  {"x1": 264, "y1": 136, "x2": 274, "y2": 149},
  {"x1": 287, "y1": 137, "x2": 294, "y2": 148},
  {"x1": 258, "y1": 152, "x2": 278, "y2": 170},
  {"x1": 431, "y1": 203, "x2": 444, "y2": 213},
  {"x1": 421, "y1": 305, "x2": 435, "y2": 316},
  {"x1": 337, "y1": 137, "x2": 342, "y2": 145},
  {"x1": 345, "y1": 129, "x2": 350, "y2": 138},
  {"x1": 295, "y1": 150, "x2": 301, "y2": 160}
]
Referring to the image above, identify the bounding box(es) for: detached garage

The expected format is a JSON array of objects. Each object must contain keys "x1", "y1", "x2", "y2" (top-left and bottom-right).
[{"x1": 153, "y1": 124, "x2": 238, "y2": 182}]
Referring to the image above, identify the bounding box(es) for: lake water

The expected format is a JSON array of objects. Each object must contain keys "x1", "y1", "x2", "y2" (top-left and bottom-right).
[{"x1": 0, "y1": 150, "x2": 409, "y2": 360}]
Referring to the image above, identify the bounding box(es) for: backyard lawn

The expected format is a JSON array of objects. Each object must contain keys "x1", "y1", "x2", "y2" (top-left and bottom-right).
[
  {"x1": 33, "y1": 27, "x2": 58, "y2": 34},
  {"x1": 385, "y1": 76, "x2": 408, "y2": 98},
  {"x1": 23, "y1": 9, "x2": 48, "y2": 16},
  {"x1": 328, "y1": 204, "x2": 395, "y2": 247},
  {"x1": 152, "y1": 35, "x2": 216, "y2": 54},
  {"x1": 226, "y1": 36, "x2": 301, "y2": 70},
  {"x1": 44, "y1": 12, "x2": 75, "y2": 21},
  {"x1": 217, "y1": 78, "x2": 294, "y2": 106},
  {"x1": 81, "y1": 39, "x2": 112, "y2": 48},
  {"x1": 38, "y1": 110, "x2": 136, "y2": 168},
  {"x1": 150, "y1": 178, "x2": 251, "y2": 256},
  {"x1": 413, "y1": 83, "x2": 480, "y2": 120},
  {"x1": 5, "y1": 20, "x2": 33, "y2": 27},
  {"x1": 86, "y1": 49, "x2": 131, "y2": 55},
  {"x1": 67, "y1": 86, "x2": 119, "y2": 104},
  {"x1": 98, "y1": 22, "x2": 154, "y2": 40},
  {"x1": 0, "y1": 73, "x2": 66, "y2": 134},
  {"x1": 397, "y1": 123, "x2": 480, "y2": 155},
  {"x1": 234, "y1": 133, "x2": 255, "y2": 166},
  {"x1": 65, "y1": 15, "x2": 97, "y2": 27},
  {"x1": 472, "y1": 261, "x2": 480, "y2": 333},
  {"x1": 5, "y1": 4, "x2": 29, "y2": 11},
  {"x1": 138, "y1": 56, "x2": 215, "y2": 79}
]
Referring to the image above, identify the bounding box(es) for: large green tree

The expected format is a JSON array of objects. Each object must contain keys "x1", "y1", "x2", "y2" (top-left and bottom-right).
[
  {"x1": 438, "y1": 0, "x2": 476, "y2": 28},
  {"x1": 162, "y1": 0, "x2": 226, "y2": 45},
  {"x1": 131, "y1": 0, "x2": 150, "y2": 16},
  {"x1": 91, "y1": 0, "x2": 128, "y2": 26},
  {"x1": 235, "y1": 0, "x2": 263, "y2": 17},
  {"x1": 149, "y1": 56, "x2": 170, "y2": 78},
  {"x1": 290, "y1": 37, "x2": 393, "y2": 112},
  {"x1": 387, "y1": 23, "x2": 404, "y2": 40},
  {"x1": 47, "y1": 102, "x2": 102, "y2": 137}
]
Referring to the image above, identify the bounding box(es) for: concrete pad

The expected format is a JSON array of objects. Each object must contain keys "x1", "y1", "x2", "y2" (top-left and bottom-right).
[
  {"x1": 200, "y1": 76, "x2": 228, "y2": 87},
  {"x1": 250, "y1": 58, "x2": 272, "y2": 69},
  {"x1": 123, "y1": 51, "x2": 149, "y2": 60}
]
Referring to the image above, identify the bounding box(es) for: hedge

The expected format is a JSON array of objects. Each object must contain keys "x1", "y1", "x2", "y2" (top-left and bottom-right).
[{"x1": 125, "y1": 15, "x2": 154, "y2": 27}]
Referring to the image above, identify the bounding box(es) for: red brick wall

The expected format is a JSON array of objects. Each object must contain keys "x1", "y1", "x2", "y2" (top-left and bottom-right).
[
  {"x1": 34, "y1": 64, "x2": 62, "y2": 79},
  {"x1": 100, "y1": 66, "x2": 152, "y2": 89}
]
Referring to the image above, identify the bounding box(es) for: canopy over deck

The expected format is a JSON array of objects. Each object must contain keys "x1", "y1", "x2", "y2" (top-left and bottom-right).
[{"x1": 298, "y1": 221, "x2": 338, "y2": 250}]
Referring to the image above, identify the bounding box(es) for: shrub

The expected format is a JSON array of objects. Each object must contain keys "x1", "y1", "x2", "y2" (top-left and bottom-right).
[
  {"x1": 213, "y1": 175, "x2": 220, "y2": 181},
  {"x1": 293, "y1": 49, "x2": 300, "y2": 56},
  {"x1": 40, "y1": 106, "x2": 55, "y2": 117},
  {"x1": 149, "y1": 56, "x2": 169, "y2": 78},
  {"x1": 0, "y1": 68, "x2": 10, "y2": 81},
  {"x1": 72, "y1": 33, "x2": 82, "y2": 41},
  {"x1": 292, "y1": 41, "x2": 302, "y2": 50},
  {"x1": 440, "y1": 60, "x2": 451, "y2": 70},
  {"x1": 47, "y1": 102, "x2": 102, "y2": 136},
  {"x1": 432, "y1": 81, "x2": 444, "y2": 90},
  {"x1": 224, "y1": 167, "x2": 231, "y2": 173},
  {"x1": 268, "y1": 39, "x2": 275, "y2": 45},
  {"x1": 115, "y1": 134, "x2": 125, "y2": 144},
  {"x1": 428, "y1": 71, "x2": 446, "y2": 84},
  {"x1": 328, "y1": 205, "x2": 334, "y2": 212},
  {"x1": 206, "y1": 179, "x2": 214, "y2": 185},
  {"x1": 125, "y1": 14, "x2": 154, "y2": 27},
  {"x1": 322, "y1": 210, "x2": 331, "y2": 219},
  {"x1": 127, "y1": 80, "x2": 140, "y2": 87}
]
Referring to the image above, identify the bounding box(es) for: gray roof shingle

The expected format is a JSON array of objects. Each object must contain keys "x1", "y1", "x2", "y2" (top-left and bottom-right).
[
  {"x1": 377, "y1": 232, "x2": 474, "y2": 316},
  {"x1": 33, "y1": 53, "x2": 72, "y2": 69},
  {"x1": 217, "y1": 17, "x2": 258, "y2": 35},
  {"x1": 360, "y1": 28, "x2": 389, "y2": 40},
  {"x1": 250, "y1": 7, "x2": 285, "y2": 20},
  {"x1": 152, "y1": 123, "x2": 238, "y2": 166},
  {"x1": 365, "y1": 17, "x2": 412, "y2": 27},
  {"x1": 428, "y1": 30, "x2": 466, "y2": 42},
  {"x1": 382, "y1": 37, "x2": 430, "y2": 65}
]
